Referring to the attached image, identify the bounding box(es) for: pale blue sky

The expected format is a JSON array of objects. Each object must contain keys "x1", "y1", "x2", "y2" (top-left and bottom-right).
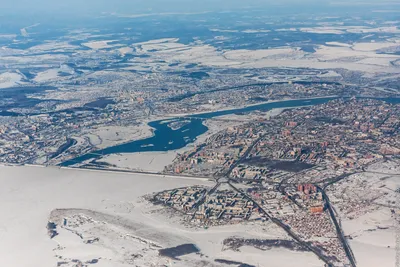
[
  {"x1": 1, "y1": 0, "x2": 332, "y2": 14},
  {"x1": 1, "y1": 0, "x2": 398, "y2": 16}
]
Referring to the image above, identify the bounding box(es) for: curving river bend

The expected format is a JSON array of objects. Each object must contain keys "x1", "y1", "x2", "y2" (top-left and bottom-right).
[{"x1": 61, "y1": 96, "x2": 399, "y2": 167}]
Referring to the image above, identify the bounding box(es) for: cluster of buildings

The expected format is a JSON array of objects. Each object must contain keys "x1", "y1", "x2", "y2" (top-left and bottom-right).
[
  {"x1": 0, "y1": 66, "x2": 353, "y2": 167},
  {"x1": 160, "y1": 99, "x2": 399, "y2": 266},
  {"x1": 282, "y1": 210, "x2": 349, "y2": 265},
  {"x1": 167, "y1": 81, "x2": 345, "y2": 114},
  {"x1": 251, "y1": 188, "x2": 298, "y2": 217},
  {"x1": 167, "y1": 99, "x2": 399, "y2": 187},
  {"x1": 152, "y1": 182, "x2": 350, "y2": 265},
  {"x1": 0, "y1": 89, "x2": 151, "y2": 165},
  {"x1": 166, "y1": 125, "x2": 265, "y2": 176},
  {"x1": 0, "y1": 114, "x2": 69, "y2": 164},
  {"x1": 152, "y1": 186, "x2": 207, "y2": 213},
  {"x1": 289, "y1": 184, "x2": 325, "y2": 213},
  {"x1": 249, "y1": 184, "x2": 348, "y2": 263},
  {"x1": 193, "y1": 190, "x2": 261, "y2": 224},
  {"x1": 152, "y1": 186, "x2": 263, "y2": 226}
]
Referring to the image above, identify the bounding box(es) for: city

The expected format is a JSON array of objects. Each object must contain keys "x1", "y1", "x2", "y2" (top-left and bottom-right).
[
  {"x1": 154, "y1": 98, "x2": 399, "y2": 266},
  {"x1": 0, "y1": 3, "x2": 399, "y2": 267}
]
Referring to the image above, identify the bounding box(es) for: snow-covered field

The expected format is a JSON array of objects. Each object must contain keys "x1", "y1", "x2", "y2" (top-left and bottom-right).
[
  {"x1": 34, "y1": 69, "x2": 60, "y2": 82},
  {"x1": 81, "y1": 123, "x2": 154, "y2": 150},
  {"x1": 327, "y1": 160, "x2": 400, "y2": 267},
  {"x1": 0, "y1": 154, "x2": 398, "y2": 267},
  {"x1": 99, "y1": 151, "x2": 178, "y2": 172},
  {"x1": 0, "y1": 165, "x2": 324, "y2": 267},
  {"x1": 0, "y1": 72, "x2": 24, "y2": 88},
  {"x1": 121, "y1": 37, "x2": 400, "y2": 74},
  {"x1": 82, "y1": 40, "x2": 120, "y2": 50}
]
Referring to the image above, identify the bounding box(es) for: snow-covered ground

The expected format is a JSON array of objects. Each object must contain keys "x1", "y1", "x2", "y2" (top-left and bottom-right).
[
  {"x1": 122, "y1": 37, "x2": 400, "y2": 74},
  {"x1": 0, "y1": 165, "x2": 323, "y2": 267},
  {"x1": 327, "y1": 159, "x2": 400, "y2": 267},
  {"x1": 99, "y1": 151, "x2": 178, "y2": 172},
  {"x1": 0, "y1": 72, "x2": 24, "y2": 88},
  {"x1": 82, "y1": 40, "x2": 120, "y2": 50}
]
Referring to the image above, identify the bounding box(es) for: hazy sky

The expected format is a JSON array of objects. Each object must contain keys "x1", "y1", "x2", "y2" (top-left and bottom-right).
[
  {"x1": 1, "y1": 0, "x2": 398, "y2": 16},
  {"x1": 0, "y1": 0, "x2": 331, "y2": 14}
]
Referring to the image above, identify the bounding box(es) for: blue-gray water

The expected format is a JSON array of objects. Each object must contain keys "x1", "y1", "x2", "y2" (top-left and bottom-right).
[
  {"x1": 61, "y1": 97, "x2": 338, "y2": 166},
  {"x1": 60, "y1": 96, "x2": 399, "y2": 167}
]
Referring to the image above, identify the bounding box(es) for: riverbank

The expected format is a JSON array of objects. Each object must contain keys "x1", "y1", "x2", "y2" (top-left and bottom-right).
[
  {"x1": 60, "y1": 96, "x2": 341, "y2": 167},
  {"x1": 0, "y1": 164, "x2": 323, "y2": 267},
  {"x1": 163, "y1": 95, "x2": 339, "y2": 119},
  {"x1": 63, "y1": 95, "x2": 400, "y2": 168},
  {"x1": 91, "y1": 107, "x2": 288, "y2": 172}
]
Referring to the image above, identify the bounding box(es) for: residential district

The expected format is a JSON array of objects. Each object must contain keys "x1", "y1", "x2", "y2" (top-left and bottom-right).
[
  {"x1": 151, "y1": 98, "x2": 400, "y2": 267},
  {"x1": 0, "y1": 66, "x2": 392, "y2": 166}
]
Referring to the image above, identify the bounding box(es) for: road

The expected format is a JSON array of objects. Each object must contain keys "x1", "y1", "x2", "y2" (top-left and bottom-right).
[
  {"x1": 228, "y1": 182, "x2": 335, "y2": 266},
  {"x1": 218, "y1": 122, "x2": 357, "y2": 266},
  {"x1": 223, "y1": 134, "x2": 266, "y2": 178},
  {"x1": 210, "y1": 129, "x2": 340, "y2": 264},
  {"x1": 318, "y1": 186, "x2": 357, "y2": 267},
  {"x1": 321, "y1": 172, "x2": 357, "y2": 190},
  {"x1": 43, "y1": 164, "x2": 212, "y2": 181}
]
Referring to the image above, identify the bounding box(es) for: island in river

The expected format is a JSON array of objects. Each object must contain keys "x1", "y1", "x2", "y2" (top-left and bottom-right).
[{"x1": 61, "y1": 97, "x2": 340, "y2": 167}]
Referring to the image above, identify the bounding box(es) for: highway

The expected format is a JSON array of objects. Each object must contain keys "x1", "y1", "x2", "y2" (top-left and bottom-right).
[
  {"x1": 223, "y1": 134, "x2": 266, "y2": 178},
  {"x1": 219, "y1": 127, "x2": 357, "y2": 266},
  {"x1": 228, "y1": 182, "x2": 335, "y2": 267},
  {"x1": 318, "y1": 186, "x2": 357, "y2": 267}
]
